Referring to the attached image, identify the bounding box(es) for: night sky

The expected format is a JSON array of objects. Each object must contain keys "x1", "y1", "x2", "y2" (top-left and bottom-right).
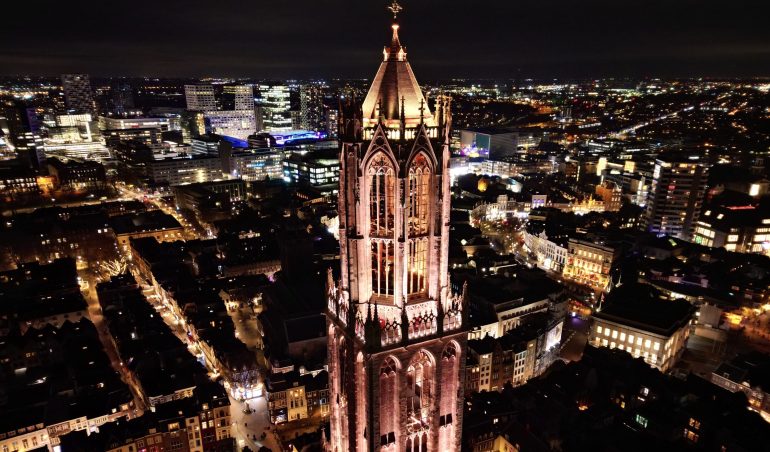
[{"x1": 2, "y1": 0, "x2": 770, "y2": 79}]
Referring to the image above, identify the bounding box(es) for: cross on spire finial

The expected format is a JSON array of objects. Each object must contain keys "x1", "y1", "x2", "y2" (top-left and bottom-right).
[{"x1": 388, "y1": 0, "x2": 403, "y2": 20}]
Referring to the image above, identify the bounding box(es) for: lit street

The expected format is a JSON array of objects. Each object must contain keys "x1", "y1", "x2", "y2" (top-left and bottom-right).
[
  {"x1": 82, "y1": 273, "x2": 147, "y2": 416},
  {"x1": 115, "y1": 183, "x2": 202, "y2": 240}
]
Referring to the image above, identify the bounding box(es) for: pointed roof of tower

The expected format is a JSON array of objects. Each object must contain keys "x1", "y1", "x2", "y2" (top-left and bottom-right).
[{"x1": 361, "y1": 1, "x2": 435, "y2": 128}]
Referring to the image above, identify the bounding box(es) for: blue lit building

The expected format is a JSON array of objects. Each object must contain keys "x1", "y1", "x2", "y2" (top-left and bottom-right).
[{"x1": 282, "y1": 153, "x2": 339, "y2": 191}]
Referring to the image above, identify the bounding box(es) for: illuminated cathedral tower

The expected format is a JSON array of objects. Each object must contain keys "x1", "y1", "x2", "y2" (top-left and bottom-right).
[{"x1": 326, "y1": 2, "x2": 467, "y2": 451}]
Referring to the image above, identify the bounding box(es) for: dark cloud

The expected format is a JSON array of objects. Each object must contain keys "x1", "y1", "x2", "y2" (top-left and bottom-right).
[{"x1": 1, "y1": 0, "x2": 770, "y2": 78}]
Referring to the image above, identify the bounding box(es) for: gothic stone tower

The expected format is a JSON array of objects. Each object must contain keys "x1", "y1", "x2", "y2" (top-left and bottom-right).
[{"x1": 326, "y1": 3, "x2": 467, "y2": 451}]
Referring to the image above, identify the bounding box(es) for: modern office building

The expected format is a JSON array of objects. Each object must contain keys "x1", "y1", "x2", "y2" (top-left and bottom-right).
[
  {"x1": 13, "y1": 132, "x2": 46, "y2": 173},
  {"x1": 604, "y1": 171, "x2": 650, "y2": 207},
  {"x1": 146, "y1": 155, "x2": 223, "y2": 186},
  {"x1": 645, "y1": 154, "x2": 709, "y2": 240},
  {"x1": 693, "y1": 199, "x2": 770, "y2": 255},
  {"x1": 223, "y1": 149, "x2": 284, "y2": 181},
  {"x1": 299, "y1": 84, "x2": 325, "y2": 131},
  {"x1": 97, "y1": 115, "x2": 178, "y2": 132},
  {"x1": 291, "y1": 109, "x2": 302, "y2": 130},
  {"x1": 282, "y1": 153, "x2": 339, "y2": 187},
  {"x1": 103, "y1": 127, "x2": 162, "y2": 152},
  {"x1": 44, "y1": 142, "x2": 111, "y2": 162},
  {"x1": 113, "y1": 139, "x2": 156, "y2": 165},
  {"x1": 61, "y1": 74, "x2": 95, "y2": 114},
  {"x1": 459, "y1": 128, "x2": 542, "y2": 159},
  {"x1": 258, "y1": 84, "x2": 292, "y2": 132},
  {"x1": 173, "y1": 180, "x2": 246, "y2": 223},
  {"x1": 191, "y1": 134, "x2": 222, "y2": 155},
  {"x1": 185, "y1": 84, "x2": 253, "y2": 112},
  {"x1": 325, "y1": 108, "x2": 338, "y2": 138},
  {"x1": 110, "y1": 80, "x2": 135, "y2": 114},
  {"x1": 184, "y1": 84, "x2": 218, "y2": 111},
  {"x1": 203, "y1": 110, "x2": 256, "y2": 140},
  {"x1": 0, "y1": 99, "x2": 40, "y2": 138},
  {"x1": 56, "y1": 113, "x2": 96, "y2": 141},
  {"x1": 221, "y1": 84, "x2": 254, "y2": 111}
]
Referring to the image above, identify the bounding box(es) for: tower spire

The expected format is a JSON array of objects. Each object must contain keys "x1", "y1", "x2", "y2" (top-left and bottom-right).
[{"x1": 387, "y1": 1, "x2": 403, "y2": 56}]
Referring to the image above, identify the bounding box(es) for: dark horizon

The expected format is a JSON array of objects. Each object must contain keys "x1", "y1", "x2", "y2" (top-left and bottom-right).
[{"x1": 2, "y1": 0, "x2": 770, "y2": 80}]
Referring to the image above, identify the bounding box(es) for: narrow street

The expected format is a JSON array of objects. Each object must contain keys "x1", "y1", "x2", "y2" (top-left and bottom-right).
[
  {"x1": 129, "y1": 262, "x2": 276, "y2": 449},
  {"x1": 115, "y1": 183, "x2": 202, "y2": 240},
  {"x1": 560, "y1": 315, "x2": 590, "y2": 362},
  {"x1": 112, "y1": 185, "x2": 280, "y2": 448},
  {"x1": 82, "y1": 273, "x2": 146, "y2": 417}
]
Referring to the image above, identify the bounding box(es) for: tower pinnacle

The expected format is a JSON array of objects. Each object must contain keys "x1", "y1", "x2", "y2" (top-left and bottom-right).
[{"x1": 388, "y1": 0, "x2": 403, "y2": 20}]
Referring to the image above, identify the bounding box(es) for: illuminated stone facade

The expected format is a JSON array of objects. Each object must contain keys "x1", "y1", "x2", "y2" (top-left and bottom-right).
[
  {"x1": 562, "y1": 237, "x2": 619, "y2": 291},
  {"x1": 327, "y1": 5, "x2": 466, "y2": 451}
]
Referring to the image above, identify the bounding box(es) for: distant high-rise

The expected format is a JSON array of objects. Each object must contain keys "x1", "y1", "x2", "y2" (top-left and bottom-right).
[
  {"x1": 325, "y1": 108, "x2": 338, "y2": 138},
  {"x1": 185, "y1": 84, "x2": 254, "y2": 112},
  {"x1": 644, "y1": 154, "x2": 709, "y2": 240},
  {"x1": 221, "y1": 84, "x2": 254, "y2": 111},
  {"x1": 185, "y1": 85, "x2": 218, "y2": 111},
  {"x1": 14, "y1": 132, "x2": 46, "y2": 173},
  {"x1": 183, "y1": 84, "x2": 256, "y2": 140},
  {"x1": 203, "y1": 110, "x2": 256, "y2": 141},
  {"x1": 291, "y1": 110, "x2": 302, "y2": 130},
  {"x1": 258, "y1": 84, "x2": 291, "y2": 132},
  {"x1": 299, "y1": 84, "x2": 325, "y2": 131},
  {"x1": 61, "y1": 74, "x2": 95, "y2": 114},
  {"x1": 1, "y1": 100, "x2": 40, "y2": 138},
  {"x1": 111, "y1": 81, "x2": 135, "y2": 114}
]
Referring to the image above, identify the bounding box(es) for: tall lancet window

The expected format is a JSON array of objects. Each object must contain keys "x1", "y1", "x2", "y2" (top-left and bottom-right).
[
  {"x1": 407, "y1": 154, "x2": 431, "y2": 236},
  {"x1": 406, "y1": 154, "x2": 430, "y2": 297},
  {"x1": 406, "y1": 350, "x2": 434, "y2": 433},
  {"x1": 379, "y1": 357, "x2": 399, "y2": 448},
  {"x1": 407, "y1": 238, "x2": 428, "y2": 296},
  {"x1": 439, "y1": 343, "x2": 459, "y2": 449},
  {"x1": 368, "y1": 153, "x2": 396, "y2": 299},
  {"x1": 372, "y1": 240, "x2": 395, "y2": 297},
  {"x1": 368, "y1": 153, "x2": 396, "y2": 237}
]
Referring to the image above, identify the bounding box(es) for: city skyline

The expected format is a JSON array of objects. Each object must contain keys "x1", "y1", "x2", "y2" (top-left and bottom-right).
[
  {"x1": 4, "y1": 1, "x2": 770, "y2": 451},
  {"x1": 2, "y1": 0, "x2": 770, "y2": 79}
]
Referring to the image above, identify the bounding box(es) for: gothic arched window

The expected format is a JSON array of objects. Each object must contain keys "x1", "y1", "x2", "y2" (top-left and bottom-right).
[
  {"x1": 407, "y1": 153, "x2": 431, "y2": 236},
  {"x1": 368, "y1": 153, "x2": 395, "y2": 237},
  {"x1": 379, "y1": 357, "x2": 400, "y2": 449},
  {"x1": 372, "y1": 240, "x2": 395, "y2": 297},
  {"x1": 405, "y1": 153, "x2": 431, "y2": 297},
  {"x1": 406, "y1": 237, "x2": 428, "y2": 296},
  {"x1": 439, "y1": 342, "x2": 459, "y2": 449},
  {"x1": 406, "y1": 350, "x2": 435, "y2": 433},
  {"x1": 368, "y1": 152, "x2": 396, "y2": 301}
]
